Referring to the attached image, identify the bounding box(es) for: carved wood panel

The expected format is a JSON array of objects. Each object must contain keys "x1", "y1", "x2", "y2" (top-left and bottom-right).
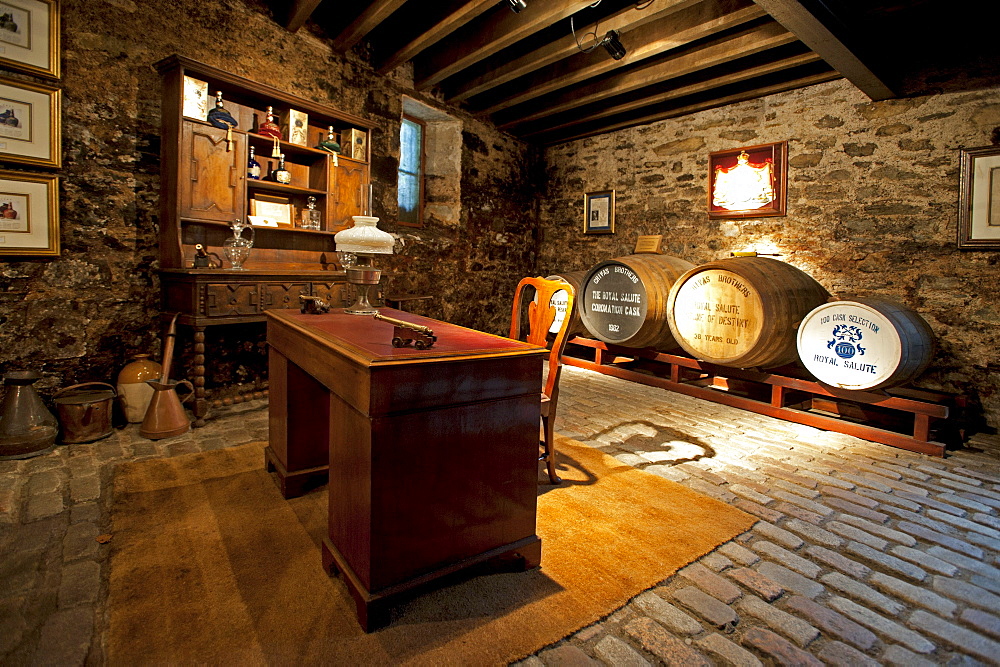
[
  {"x1": 179, "y1": 121, "x2": 246, "y2": 223},
  {"x1": 261, "y1": 283, "x2": 312, "y2": 311},
  {"x1": 202, "y1": 283, "x2": 258, "y2": 317}
]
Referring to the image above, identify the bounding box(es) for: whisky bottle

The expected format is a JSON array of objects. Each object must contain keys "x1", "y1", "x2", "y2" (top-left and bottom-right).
[
  {"x1": 247, "y1": 145, "x2": 261, "y2": 180},
  {"x1": 273, "y1": 153, "x2": 291, "y2": 185},
  {"x1": 258, "y1": 105, "x2": 282, "y2": 139}
]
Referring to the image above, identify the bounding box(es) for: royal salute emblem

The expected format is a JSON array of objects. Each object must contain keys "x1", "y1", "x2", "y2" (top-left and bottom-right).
[{"x1": 828, "y1": 324, "x2": 866, "y2": 359}]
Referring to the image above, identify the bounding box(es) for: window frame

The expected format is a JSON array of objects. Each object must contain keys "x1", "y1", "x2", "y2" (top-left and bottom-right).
[{"x1": 397, "y1": 114, "x2": 426, "y2": 228}]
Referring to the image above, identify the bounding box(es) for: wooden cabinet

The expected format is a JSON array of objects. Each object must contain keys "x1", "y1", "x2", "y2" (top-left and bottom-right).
[{"x1": 155, "y1": 55, "x2": 375, "y2": 424}]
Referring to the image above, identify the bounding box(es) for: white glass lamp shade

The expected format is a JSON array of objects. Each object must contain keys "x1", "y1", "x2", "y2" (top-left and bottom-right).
[{"x1": 334, "y1": 216, "x2": 394, "y2": 255}]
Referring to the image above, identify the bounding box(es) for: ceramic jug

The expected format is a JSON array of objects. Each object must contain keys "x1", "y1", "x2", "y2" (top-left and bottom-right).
[
  {"x1": 0, "y1": 370, "x2": 59, "y2": 459},
  {"x1": 117, "y1": 354, "x2": 163, "y2": 423}
]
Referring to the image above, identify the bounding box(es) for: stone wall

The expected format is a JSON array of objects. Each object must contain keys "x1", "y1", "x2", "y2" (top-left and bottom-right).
[
  {"x1": 540, "y1": 79, "x2": 1000, "y2": 428},
  {"x1": 0, "y1": 0, "x2": 540, "y2": 398}
]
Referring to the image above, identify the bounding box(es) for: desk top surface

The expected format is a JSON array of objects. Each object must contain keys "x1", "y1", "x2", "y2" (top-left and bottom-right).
[{"x1": 266, "y1": 308, "x2": 546, "y2": 365}]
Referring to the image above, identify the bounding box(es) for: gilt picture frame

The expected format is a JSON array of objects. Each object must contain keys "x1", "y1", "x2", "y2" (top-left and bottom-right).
[
  {"x1": 957, "y1": 145, "x2": 1000, "y2": 250},
  {"x1": 584, "y1": 190, "x2": 615, "y2": 235},
  {"x1": 0, "y1": 0, "x2": 59, "y2": 80},
  {"x1": 0, "y1": 168, "x2": 59, "y2": 256},
  {"x1": 0, "y1": 75, "x2": 60, "y2": 168},
  {"x1": 708, "y1": 141, "x2": 787, "y2": 219}
]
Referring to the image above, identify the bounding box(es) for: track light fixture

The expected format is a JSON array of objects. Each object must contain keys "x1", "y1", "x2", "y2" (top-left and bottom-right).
[
  {"x1": 600, "y1": 30, "x2": 626, "y2": 60},
  {"x1": 507, "y1": 0, "x2": 526, "y2": 13}
]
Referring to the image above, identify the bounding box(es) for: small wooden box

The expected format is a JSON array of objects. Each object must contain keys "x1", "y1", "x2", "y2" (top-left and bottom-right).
[{"x1": 342, "y1": 128, "x2": 367, "y2": 160}]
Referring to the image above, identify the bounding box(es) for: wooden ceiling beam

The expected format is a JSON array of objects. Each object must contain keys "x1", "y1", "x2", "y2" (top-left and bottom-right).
[
  {"x1": 479, "y1": 0, "x2": 767, "y2": 115},
  {"x1": 751, "y1": 0, "x2": 895, "y2": 99},
  {"x1": 283, "y1": 0, "x2": 323, "y2": 33},
  {"x1": 495, "y1": 20, "x2": 796, "y2": 128},
  {"x1": 516, "y1": 51, "x2": 824, "y2": 137},
  {"x1": 333, "y1": 0, "x2": 408, "y2": 52},
  {"x1": 534, "y1": 69, "x2": 840, "y2": 144},
  {"x1": 412, "y1": 0, "x2": 600, "y2": 91},
  {"x1": 446, "y1": 0, "x2": 705, "y2": 103},
  {"x1": 376, "y1": 0, "x2": 498, "y2": 74}
]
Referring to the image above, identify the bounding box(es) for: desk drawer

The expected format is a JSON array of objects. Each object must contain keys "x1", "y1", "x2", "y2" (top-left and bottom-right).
[
  {"x1": 203, "y1": 283, "x2": 258, "y2": 317},
  {"x1": 262, "y1": 283, "x2": 311, "y2": 310}
]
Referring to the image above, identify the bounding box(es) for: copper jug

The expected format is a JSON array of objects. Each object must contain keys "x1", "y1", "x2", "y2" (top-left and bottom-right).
[
  {"x1": 139, "y1": 379, "x2": 194, "y2": 440},
  {"x1": 52, "y1": 382, "x2": 116, "y2": 444},
  {"x1": 0, "y1": 371, "x2": 59, "y2": 459}
]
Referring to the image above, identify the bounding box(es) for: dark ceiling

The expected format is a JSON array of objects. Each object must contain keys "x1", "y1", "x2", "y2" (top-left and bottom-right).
[{"x1": 268, "y1": 0, "x2": 1000, "y2": 145}]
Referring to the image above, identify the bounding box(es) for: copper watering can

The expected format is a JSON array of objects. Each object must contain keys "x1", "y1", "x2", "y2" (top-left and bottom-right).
[
  {"x1": 140, "y1": 313, "x2": 194, "y2": 440},
  {"x1": 52, "y1": 382, "x2": 116, "y2": 444}
]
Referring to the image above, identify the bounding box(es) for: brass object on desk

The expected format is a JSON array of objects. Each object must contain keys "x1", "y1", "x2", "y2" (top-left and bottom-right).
[{"x1": 373, "y1": 312, "x2": 437, "y2": 349}]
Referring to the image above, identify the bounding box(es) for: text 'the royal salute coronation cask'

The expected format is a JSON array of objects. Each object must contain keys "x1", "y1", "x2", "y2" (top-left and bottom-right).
[
  {"x1": 667, "y1": 256, "x2": 830, "y2": 369},
  {"x1": 579, "y1": 254, "x2": 695, "y2": 349}
]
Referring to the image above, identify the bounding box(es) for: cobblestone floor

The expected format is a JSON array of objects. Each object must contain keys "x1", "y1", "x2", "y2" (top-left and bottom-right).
[{"x1": 3, "y1": 365, "x2": 1000, "y2": 665}]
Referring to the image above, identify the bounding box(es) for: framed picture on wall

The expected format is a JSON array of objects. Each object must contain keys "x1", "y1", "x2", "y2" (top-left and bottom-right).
[
  {"x1": 708, "y1": 141, "x2": 787, "y2": 219},
  {"x1": 958, "y1": 145, "x2": 1000, "y2": 250},
  {"x1": 0, "y1": 76, "x2": 60, "y2": 168},
  {"x1": 0, "y1": 0, "x2": 60, "y2": 79},
  {"x1": 0, "y1": 169, "x2": 59, "y2": 256},
  {"x1": 584, "y1": 190, "x2": 615, "y2": 234}
]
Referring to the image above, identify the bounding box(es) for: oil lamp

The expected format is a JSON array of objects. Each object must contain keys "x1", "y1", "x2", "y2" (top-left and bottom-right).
[{"x1": 334, "y1": 209, "x2": 393, "y2": 315}]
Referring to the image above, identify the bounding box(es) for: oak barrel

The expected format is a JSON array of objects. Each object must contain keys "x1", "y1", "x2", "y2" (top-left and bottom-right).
[
  {"x1": 544, "y1": 271, "x2": 586, "y2": 336},
  {"x1": 666, "y1": 257, "x2": 830, "y2": 368},
  {"x1": 579, "y1": 254, "x2": 696, "y2": 349},
  {"x1": 796, "y1": 297, "x2": 935, "y2": 390}
]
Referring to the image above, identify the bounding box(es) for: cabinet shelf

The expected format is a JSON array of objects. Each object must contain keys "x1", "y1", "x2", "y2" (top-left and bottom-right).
[{"x1": 248, "y1": 179, "x2": 327, "y2": 197}]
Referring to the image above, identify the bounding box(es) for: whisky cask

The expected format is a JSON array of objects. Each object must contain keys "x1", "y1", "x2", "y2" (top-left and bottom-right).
[
  {"x1": 667, "y1": 257, "x2": 830, "y2": 368},
  {"x1": 796, "y1": 297, "x2": 935, "y2": 390},
  {"x1": 579, "y1": 254, "x2": 696, "y2": 349},
  {"x1": 544, "y1": 271, "x2": 586, "y2": 336}
]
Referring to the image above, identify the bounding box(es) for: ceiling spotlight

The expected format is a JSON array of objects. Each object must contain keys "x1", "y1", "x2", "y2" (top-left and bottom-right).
[
  {"x1": 507, "y1": 0, "x2": 527, "y2": 13},
  {"x1": 600, "y1": 30, "x2": 626, "y2": 60}
]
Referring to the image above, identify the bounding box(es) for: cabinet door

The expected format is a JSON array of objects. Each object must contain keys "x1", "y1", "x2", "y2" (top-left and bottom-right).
[
  {"x1": 331, "y1": 159, "x2": 368, "y2": 231},
  {"x1": 179, "y1": 121, "x2": 246, "y2": 223},
  {"x1": 261, "y1": 283, "x2": 311, "y2": 310},
  {"x1": 203, "y1": 283, "x2": 258, "y2": 317}
]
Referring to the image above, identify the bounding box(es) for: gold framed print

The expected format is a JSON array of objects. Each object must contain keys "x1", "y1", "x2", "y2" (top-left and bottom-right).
[
  {"x1": 584, "y1": 190, "x2": 615, "y2": 234},
  {"x1": 958, "y1": 145, "x2": 1000, "y2": 250},
  {"x1": 0, "y1": 0, "x2": 60, "y2": 79},
  {"x1": 708, "y1": 141, "x2": 787, "y2": 219},
  {"x1": 0, "y1": 76, "x2": 60, "y2": 168},
  {"x1": 0, "y1": 169, "x2": 59, "y2": 256}
]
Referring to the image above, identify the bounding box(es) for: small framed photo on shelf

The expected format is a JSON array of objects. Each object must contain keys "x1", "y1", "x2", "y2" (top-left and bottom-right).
[
  {"x1": 0, "y1": 0, "x2": 59, "y2": 79},
  {"x1": 584, "y1": 190, "x2": 615, "y2": 234},
  {"x1": 0, "y1": 76, "x2": 61, "y2": 168},
  {"x1": 0, "y1": 169, "x2": 59, "y2": 257},
  {"x1": 958, "y1": 145, "x2": 1000, "y2": 250},
  {"x1": 283, "y1": 109, "x2": 308, "y2": 146},
  {"x1": 182, "y1": 76, "x2": 209, "y2": 120},
  {"x1": 250, "y1": 194, "x2": 292, "y2": 227},
  {"x1": 708, "y1": 141, "x2": 787, "y2": 219}
]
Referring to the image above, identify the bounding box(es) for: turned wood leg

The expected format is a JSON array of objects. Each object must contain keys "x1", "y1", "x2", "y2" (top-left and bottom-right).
[{"x1": 192, "y1": 325, "x2": 208, "y2": 427}]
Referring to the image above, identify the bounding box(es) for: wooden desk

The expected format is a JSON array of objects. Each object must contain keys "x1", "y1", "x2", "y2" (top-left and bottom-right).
[{"x1": 264, "y1": 308, "x2": 547, "y2": 630}]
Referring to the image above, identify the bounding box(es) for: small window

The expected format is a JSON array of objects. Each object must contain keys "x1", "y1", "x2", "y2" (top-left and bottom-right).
[{"x1": 397, "y1": 115, "x2": 425, "y2": 226}]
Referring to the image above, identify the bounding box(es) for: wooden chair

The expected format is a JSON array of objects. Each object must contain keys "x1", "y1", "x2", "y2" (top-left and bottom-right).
[{"x1": 509, "y1": 276, "x2": 576, "y2": 484}]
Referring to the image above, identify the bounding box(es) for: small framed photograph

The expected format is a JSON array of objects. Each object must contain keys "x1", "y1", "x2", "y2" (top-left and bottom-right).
[
  {"x1": 0, "y1": 0, "x2": 59, "y2": 79},
  {"x1": 250, "y1": 194, "x2": 292, "y2": 227},
  {"x1": 0, "y1": 168, "x2": 59, "y2": 257},
  {"x1": 708, "y1": 141, "x2": 787, "y2": 219},
  {"x1": 0, "y1": 76, "x2": 60, "y2": 168},
  {"x1": 958, "y1": 145, "x2": 1000, "y2": 250},
  {"x1": 283, "y1": 109, "x2": 308, "y2": 146},
  {"x1": 584, "y1": 190, "x2": 615, "y2": 234}
]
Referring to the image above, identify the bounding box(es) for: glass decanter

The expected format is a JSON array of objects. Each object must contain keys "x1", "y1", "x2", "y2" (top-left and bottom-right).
[{"x1": 223, "y1": 219, "x2": 255, "y2": 270}]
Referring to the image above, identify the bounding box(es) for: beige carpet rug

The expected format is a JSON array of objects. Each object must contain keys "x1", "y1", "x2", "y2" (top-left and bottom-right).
[{"x1": 107, "y1": 436, "x2": 754, "y2": 665}]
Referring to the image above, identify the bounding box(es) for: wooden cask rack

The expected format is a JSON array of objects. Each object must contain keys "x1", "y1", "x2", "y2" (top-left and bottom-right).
[{"x1": 562, "y1": 337, "x2": 966, "y2": 456}]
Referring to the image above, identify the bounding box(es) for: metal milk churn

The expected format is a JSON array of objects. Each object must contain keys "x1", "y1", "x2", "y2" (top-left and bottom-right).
[{"x1": 0, "y1": 370, "x2": 59, "y2": 460}]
